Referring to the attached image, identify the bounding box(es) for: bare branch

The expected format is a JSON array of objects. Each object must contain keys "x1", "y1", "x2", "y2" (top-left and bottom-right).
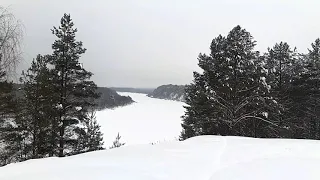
[
  {"x1": 234, "y1": 115, "x2": 280, "y2": 127},
  {"x1": 0, "y1": 6, "x2": 23, "y2": 79}
]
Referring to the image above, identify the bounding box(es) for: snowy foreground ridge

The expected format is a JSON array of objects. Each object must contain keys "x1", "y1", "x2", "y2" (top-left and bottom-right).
[{"x1": 1, "y1": 136, "x2": 320, "y2": 180}]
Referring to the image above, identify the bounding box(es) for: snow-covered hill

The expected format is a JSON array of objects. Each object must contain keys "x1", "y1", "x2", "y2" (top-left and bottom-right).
[
  {"x1": 1, "y1": 135, "x2": 320, "y2": 180},
  {"x1": 2, "y1": 92, "x2": 320, "y2": 179}
]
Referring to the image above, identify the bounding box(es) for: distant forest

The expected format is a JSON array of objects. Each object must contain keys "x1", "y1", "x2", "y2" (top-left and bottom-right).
[
  {"x1": 95, "y1": 87, "x2": 133, "y2": 110},
  {"x1": 110, "y1": 87, "x2": 154, "y2": 94},
  {"x1": 13, "y1": 84, "x2": 133, "y2": 110},
  {"x1": 148, "y1": 84, "x2": 186, "y2": 102}
]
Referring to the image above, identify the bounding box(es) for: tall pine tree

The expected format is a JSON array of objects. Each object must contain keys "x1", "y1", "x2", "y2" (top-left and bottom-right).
[
  {"x1": 305, "y1": 39, "x2": 320, "y2": 139},
  {"x1": 181, "y1": 26, "x2": 279, "y2": 140},
  {"x1": 265, "y1": 42, "x2": 299, "y2": 137},
  {"x1": 289, "y1": 39, "x2": 320, "y2": 139},
  {"x1": 49, "y1": 14, "x2": 100, "y2": 157}
]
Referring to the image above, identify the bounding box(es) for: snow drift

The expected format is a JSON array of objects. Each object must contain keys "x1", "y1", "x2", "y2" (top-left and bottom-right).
[{"x1": 1, "y1": 135, "x2": 320, "y2": 180}]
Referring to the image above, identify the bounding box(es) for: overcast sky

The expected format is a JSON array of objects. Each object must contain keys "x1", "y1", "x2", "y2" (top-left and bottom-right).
[{"x1": 2, "y1": 0, "x2": 320, "y2": 88}]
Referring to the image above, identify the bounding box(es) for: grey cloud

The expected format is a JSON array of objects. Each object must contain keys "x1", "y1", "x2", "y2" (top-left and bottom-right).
[{"x1": 2, "y1": 0, "x2": 320, "y2": 88}]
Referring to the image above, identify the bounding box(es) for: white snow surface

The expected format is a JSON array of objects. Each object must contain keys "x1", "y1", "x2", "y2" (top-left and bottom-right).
[
  {"x1": 1, "y1": 135, "x2": 320, "y2": 180},
  {"x1": 96, "y1": 92, "x2": 185, "y2": 147},
  {"x1": 2, "y1": 92, "x2": 320, "y2": 179}
]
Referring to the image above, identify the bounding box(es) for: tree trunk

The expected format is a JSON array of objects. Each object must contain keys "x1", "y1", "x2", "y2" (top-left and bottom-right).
[{"x1": 59, "y1": 125, "x2": 64, "y2": 157}]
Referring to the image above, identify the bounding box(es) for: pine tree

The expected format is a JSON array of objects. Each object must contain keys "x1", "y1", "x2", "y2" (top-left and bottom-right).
[
  {"x1": 181, "y1": 74, "x2": 209, "y2": 139},
  {"x1": 305, "y1": 39, "x2": 320, "y2": 139},
  {"x1": 289, "y1": 39, "x2": 320, "y2": 139},
  {"x1": 49, "y1": 14, "x2": 99, "y2": 157},
  {"x1": 181, "y1": 26, "x2": 279, "y2": 140},
  {"x1": 19, "y1": 54, "x2": 55, "y2": 158},
  {"x1": 0, "y1": 55, "x2": 56, "y2": 165},
  {"x1": 72, "y1": 111, "x2": 104, "y2": 154},
  {"x1": 265, "y1": 42, "x2": 299, "y2": 137},
  {"x1": 109, "y1": 133, "x2": 125, "y2": 149}
]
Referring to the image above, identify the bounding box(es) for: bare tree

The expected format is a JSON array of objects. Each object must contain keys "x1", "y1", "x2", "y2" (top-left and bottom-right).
[
  {"x1": 0, "y1": 7, "x2": 23, "y2": 166},
  {"x1": 0, "y1": 6, "x2": 23, "y2": 78}
]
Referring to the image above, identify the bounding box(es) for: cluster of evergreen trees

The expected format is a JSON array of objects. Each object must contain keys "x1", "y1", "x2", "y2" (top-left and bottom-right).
[
  {"x1": 181, "y1": 26, "x2": 320, "y2": 140},
  {"x1": 0, "y1": 14, "x2": 104, "y2": 166}
]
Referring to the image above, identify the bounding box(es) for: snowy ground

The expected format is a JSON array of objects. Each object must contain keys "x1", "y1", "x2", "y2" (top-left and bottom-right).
[
  {"x1": 2, "y1": 92, "x2": 320, "y2": 179},
  {"x1": 1, "y1": 135, "x2": 320, "y2": 180},
  {"x1": 96, "y1": 92, "x2": 185, "y2": 147}
]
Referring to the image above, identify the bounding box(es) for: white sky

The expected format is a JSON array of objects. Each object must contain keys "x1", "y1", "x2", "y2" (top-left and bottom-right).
[{"x1": 2, "y1": 0, "x2": 320, "y2": 88}]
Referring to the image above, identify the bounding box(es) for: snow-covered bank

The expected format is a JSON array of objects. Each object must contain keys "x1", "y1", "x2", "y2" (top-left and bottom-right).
[
  {"x1": 96, "y1": 92, "x2": 185, "y2": 147},
  {"x1": 1, "y1": 135, "x2": 320, "y2": 180}
]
